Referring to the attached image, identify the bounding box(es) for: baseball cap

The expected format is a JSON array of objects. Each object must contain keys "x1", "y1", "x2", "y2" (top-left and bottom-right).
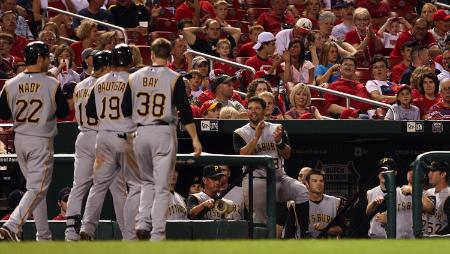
[
  {"x1": 203, "y1": 165, "x2": 225, "y2": 179},
  {"x1": 81, "y1": 48, "x2": 98, "y2": 60},
  {"x1": 200, "y1": 101, "x2": 223, "y2": 116},
  {"x1": 295, "y1": 18, "x2": 312, "y2": 33},
  {"x1": 378, "y1": 157, "x2": 397, "y2": 172},
  {"x1": 190, "y1": 176, "x2": 202, "y2": 186},
  {"x1": 58, "y1": 187, "x2": 71, "y2": 202},
  {"x1": 428, "y1": 161, "x2": 450, "y2": 173},
  {"x1": 253, "y1": 32, "x2": 276, "y2": 50},
  {"x1": 210, "y1": 74, "x2": 236, "y2": 92},
  {"x1": 192, "y1": 56, "x2": 208, "y2": 67},
  {"x1": 433, "y1": 9, "x2": 450, "y2": 22},
  {"x1": 62, "y1": 81, "x2": 77, "y2": 99}
]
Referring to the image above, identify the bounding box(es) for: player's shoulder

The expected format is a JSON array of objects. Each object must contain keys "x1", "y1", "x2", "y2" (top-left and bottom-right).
[{"x1": 234, "y1": 122, "x2": 251, "y2": 134}]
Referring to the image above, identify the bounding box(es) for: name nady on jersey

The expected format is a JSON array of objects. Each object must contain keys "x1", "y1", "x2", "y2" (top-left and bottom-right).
[
  {"x1": 143, "y1": 77, "x2": 159, "y2": 88},
  {"x1": 97, "y1": 81, "x2": 126, "y2": 93},
  {"x1": 256, "y1": 142, "x2": 276, "y2": 153},
  {"x1": 18, "y1": 83, "x2": 41, "y2": 94},
  {"x1": 74, "y1": 88, "x2": 91, "y2": 99}
]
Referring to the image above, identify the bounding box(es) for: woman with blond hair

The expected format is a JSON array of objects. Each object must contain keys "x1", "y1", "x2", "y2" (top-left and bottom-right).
[
  {"x1": 129, "y1": 44, "x2": 146, "y2": 73},
  {"x1": 420, "y1": 3, "x2": 437, "y2": 29},
  {"x1": 70, "y1": 20, "x2": 98, "y2": 67},
  {"x1": 96, "y1": 31, "x2": 118, "y2": 51},
  {"x1": 303, "y1": 0, "x2": 322, "y2": 29},
  {"x1": 285, "y1": 83, "x2": 322, "y2": 119}
]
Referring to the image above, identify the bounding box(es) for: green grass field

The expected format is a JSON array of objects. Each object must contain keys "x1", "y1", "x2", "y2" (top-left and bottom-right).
[{"x1": 2, "y1": 240, "x2": 450, "y2": 254}]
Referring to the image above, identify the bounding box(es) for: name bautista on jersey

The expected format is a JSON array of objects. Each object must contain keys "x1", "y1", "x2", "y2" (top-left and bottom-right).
[
  {"x1": 18, "y1": 83, "x2": 40, "y2": 94},
  {"x1": 97, "y1": 81, "x2": 126, "y2": 93}
]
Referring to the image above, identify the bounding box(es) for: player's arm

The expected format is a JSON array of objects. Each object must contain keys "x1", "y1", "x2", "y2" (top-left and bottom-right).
[
  {"x1": 422, "y1": 194, "x2": 435, "y2": 214},
  {"x1": 366, "y1": 196, "x2": 384, "y2": 216},
  {"x1": 55, "y1": 85, "x2": 70, "y2": 118},
  {"x1": 234, "y1": 132, "x2": 258, "y2": 155},
  {"x1": 327, "y1": 199, "x2": 344, "y2": 236},
  {"x1": 276, "y1": 129, "x2": 291, "y2": 160},
  {"x1": 86, "y1": 89, "x2": 98, "y2": 119},
  {"x1": 121, "y1": 83, "x2": 132, "y2": 117},
  {"x1": 186, "y1": 195, "x2": 213, "y2": 219},
  {"x1": 0, "y1": 88, "x2": 12, "y2": 120},
  {"x1": 173, "y1": 76, "x2": 202, "y2": 156},
  {"x1": 437, "y1": 197, "x2": 450, "y2": 235}
]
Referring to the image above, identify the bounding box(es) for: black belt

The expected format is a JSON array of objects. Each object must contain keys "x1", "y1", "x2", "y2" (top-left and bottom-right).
[{"x1": 138, "y1": 121, "x2": 169, "y2": 126}]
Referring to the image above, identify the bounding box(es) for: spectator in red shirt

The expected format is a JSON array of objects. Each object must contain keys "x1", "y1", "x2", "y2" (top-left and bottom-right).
[
  {"x1": 70, "y1": 20, "x2": 98, "y2": 67},
  {"x1": 256, "y1": 0, "x2": 296, "y2": 35},
  {"x1": 169, "y1": 38, "x2": 188, "y2": 73},
  {"x1": 175, "y1": 0, "x2": 215, "y2": 27},
  {"x1": 213, "y1": 0, "x2": 230, "y2": 27},
  {"x1": 302, "y1": 0, "x2": 321, "y2": 30},
  {"x1": 214, "y1": 38, "x2": 236, "y2": 77},
  {"x1": 355, "y1": 0, "x2": 390, "y2": 30},
  {"x1": 236, "y1": 25, "x2": 264, "y2": 58},
  {"x1": 414, "y1": 72, "x2": 442, "y2": 119},
  {"x1": 344, "y1": 7, "x2": 383, "y2": 67},
  {"x1": 0, "y1": 33, "x2": 22, "y2": 78},
  {"x1": 428, "y1": 78, "x2": 450, "y2": 120},
  {"x1": 53, "y1": 187, "x2": 71, "y2": 220},
  {"x1": 324, "y1": 56, "x2": 372, "y2": 117},
  {"x1": 420, "y1": 3, "x2": 437, "y2": 29},
  {"x1": 391, "y1": 41, "x2": 415, "y2": 84},
  {"x1": 0, "y1": 11, "x2": 28, "y2": 59},
  {"x1": 430, "y1": 9, "x2": 450, "y2": 51},
  {"x1": 390, "y1": 18, "x2": 439, "y2": 61}
]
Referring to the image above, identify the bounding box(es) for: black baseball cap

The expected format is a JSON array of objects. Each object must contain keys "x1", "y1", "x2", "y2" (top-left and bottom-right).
[
  {"x1": 190, "y1": 176, "x2": 202, "y2": 186},
  {"x1": 203, "y1": 165, "x2": 225, "y2": 179},
  {"x1": 378, "y1": 157, "x2": 397, "y2": 171},
  {"x1": 62, "y1": 81, "x2": 77, "y2": 99},
  {"x1": 210, "y1": 74, "x2": 236, "y2": 92},
  {"x1": 428, "y1": 161, "x2": 450, "y2": 173},
  {"x1": 58, "y1": 187, "x2": 71, "y2": 202}
]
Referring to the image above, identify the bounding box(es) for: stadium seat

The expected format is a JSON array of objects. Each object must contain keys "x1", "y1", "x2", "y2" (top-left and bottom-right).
[
  {"x1": 311, "y1": 98, "x2": 329, "y2": 116},
  {"x1": 236, "y1": 57, "x2": 250, "y2": 65},
  {"x1": 355, "y1": 68, "x2": 372, "y2": 84},
  {"x1": 387, "y1": 57, "x2": 402, "y2": 69},
  {"x1": 226, "y1": 8, "x2": 246, "y2": 20},
  {"x1": 150, "y1": 31, "x2": 177, "y2": 41},
  {"x1": 243, "y1": 0, "x2": 271, "y2": 8},
  {"x1": 157, "y1": 18, "x2": 177, "y2": 33},
  {"x1": 387, "y1": 0, "x2": 416, "y2": 12},
  {"x1": 137, "y1": 45, "x2": 151, "y2": 65},
  {"x1": 126, "y1": 29, "x2": 148, "y2": 45},
  {"x1": 247, "y1": 8, "x2": 271, "y2": 23},
  {"x1": 158, "y1": 7, "x2": 176, "y2": 19}
]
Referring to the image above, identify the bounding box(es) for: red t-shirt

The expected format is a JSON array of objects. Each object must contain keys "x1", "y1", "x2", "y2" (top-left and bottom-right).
[
  {"x1": 324, "y1": 79, "x2": 372, "y2": 113},
  {"x1": 413, "y1": 94, "x2": 442, "y2": 116},
  {"x1": 236, "y1": 42, "x2": 257, "y2": 58},
  {"x1": 256, "y1": 11, "x2": 296, "y2": 35},
  {"x1": 197, "y1": 89, "x2": 244, "y2": 106},
  {"x1": 57, "y1": 109, "x2": 75, "y2": 122},
  {"x1": 391, "y1": 63, "x2": 408, "y2": 84},
  {"x1": 390, "y1": 30, "x2": 437, "y2": 60},
  {"x1": 174, "y1": 1, "x2": 215, "y2": 23},
  {"x1": 168, "y1": 60, "x2": 188, "y2": 73},
  {"x1": 11, "y1": 35, "x2": 29, "y2": 59},
  {"x1": 345, "y1": 29, "x2": 382, "y2": 66}
]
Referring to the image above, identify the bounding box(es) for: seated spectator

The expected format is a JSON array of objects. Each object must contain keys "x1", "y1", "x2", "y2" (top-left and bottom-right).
[
  {"x1": 129, "y1": 44, "x2": 145, "y2": 73},
  {"x1": 385, "y1": 85, "x2": 420, "y2": 120},
  {"x1": 213, "y1": 38, "x2": 237, "y2": 77},
  {"x1": 213, "y1": 0, "x2": 229, "y2": 27},
  {"x1": 188, "y1": 69, "x2": 203, "y2": 103},
  {"x1": 438, "y1": 49, "x2": 450, "y2": 82},
  {"x1": 70, "y1": 20, "x2": 98, "y2": 67},
  {"x1": 377, "y1": 17, "x2": 411, "y2": 50},
  {"x1": 315, "y1": 41, "x2": 340, "y2": 85},
  {"x1": 246, "y1": 78, "x2": 272, "y2": 101},
  {"x1": 236, "y1": 25, "x2": 263, "y2": 58},
  {"x1": 430, "y1": 10, "x2": 450, "y2": 52},
  {"x1": 390, "y1": 18, "x2": 439, "y2": 61},
  {"x1": 414, "y1": 72, "x2": 441, "y2": 119},
  {"x1": 281, "y1": 39, "x2": 315, "y2": 85},
  {"x1": 420, "y1": 3, "x2": 437, "y2": 29},
  {"x1": 428, "y1": 79, "x2": 450, "y2": 120},
  {"x1": 331, "y1": 1, "x2": 356, "y2": 41},
  {"x1": 259, "y1": 91, "x2": 282, "y2": 119},
  {"x1": 96, "y1": 31, "x2": 117, "y2": 51},
  {"x1": 177, "y1": 19, "x2": 194, "y2": 35},
  {"x1": 391, "y1": 41, "x2": 415, "y2": 84},
  {"x1": 79, "y1": 48, "x2": 97, "y2": 81},
  {"x1": 183, "y1": 19, "x2": 241, "y2": 58},
  {"x1": 188, "y1": 176, "x2": 203, "y2": 195},
  {"x1": 410, "y1": 66, "x2": 434, "y2": 98},
  {"x1": 344, "y1": 7, "x2": 383, "y2": 67},
  {"x1": 0, "y1": 33, "x2": 22, "y2": 78},
  {"x1": 400, "y1": 45, "x2": 438, "y2": 86},
  {"x1": 257, "y1": 0, "x2": 296, "y2": 35},
  {"x1": 305, "y1": 30, "x2": 323, "y2": 66},
  {"x1": 175, "y1": 0, "x2": 215, "y2": 27},
  {"x1": 318, "y1": 10, "x2": 356, "y2": 57},
  {"x1": 73, "y1": 0, "x2": 112, "y2": 30},
  {"x1": 0, "y1": 11, "x2": 28, "y2": 59},
  {"x1": 1, "y1": 190, "x2": 24, "y2": 220},
  {"x1": 169, "y1": 38, "x2": 188, "y2": 73},
  {"x1": 49, "y1": 45, "x2": 81, "y2": 86},
  {"x1": 303, "y1": 0, "x2": 321, "y2": 29},
  {"x1": 275, "y1": 18, "x2": 312, "y2": 55},
  {"x1": 42, "y1": 22, "x2": 62, "y2": 45},
  {"x1": 109, "y1": 0, "x2": 150, "y2": 28},
  {"x1": 53, "y1": 187, "x2": 71, "y2": 220},
  {"x1": 324, "y1": 56, "x2": 372, "y2": 117},
  {"x1": 355, "y1": 0, "x2": 390, "y2": 30},
  {"x1": 366, "y1": 55, "x2": 398, "y2": 104},
  {"x1": 285, "y1": 83, "x2": 322, "y2": 119},
  {"x1": 208, "y1": 74, "x2": 245, "y2": 112},
  {"x1": 219, "y1": 106, "x2": 240, "y2": 119},
  {"x1": 38, "y1": 30, "x2": 58, "y2": 54},
  {"x1": 190, "y1": 56, "x2": 209, "y2": 90},
  {"x1": 199, "y1": 100, "x2": 222, "y2": 119},
  {"x1": 0, "y1": 0, "x2": 33, "y2": 39}
]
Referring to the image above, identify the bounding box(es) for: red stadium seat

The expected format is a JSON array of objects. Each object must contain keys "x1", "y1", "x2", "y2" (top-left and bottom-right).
[
  {"x1": 137, "y1": 45, "x2": 152, "y2": 65},
  {"x1": 243, "y1": 0, "x2": 271, "y2": 8},
  {"x1": 387, "y1": 0, "x2": 416, "y2": 12},
  {"x1": 355, "y1": 68, "x2": 372, "y2": 84},
  {"x1": 226, "y1": 8, "x2": 246, "y2": 20},
  {"x1": 157, "y1": 18, "x2": 177, "y2": 33},
  {"x1": 247, "y1": 8, "x2": 270, "y2": 23},
  {"x1": 150, "y1": 31, "x2": 177, "y2": 41},
  {"x1": 158, "y1": 7, "x2": 176, "y2": 19},
  {"x1": 311, "y1": 98, "x2": 329, "y2": 116},
  {"x1": 236, "y1": 57, "x2": 250, "y2": 65},
  {"x1": 126, "y1": 29, "x2": 148, "y2": 45}
]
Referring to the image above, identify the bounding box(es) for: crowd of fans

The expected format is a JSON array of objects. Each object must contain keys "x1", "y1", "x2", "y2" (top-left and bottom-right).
[{"x1": 0, "y1": 0, "x2": 448, "y2": 123}]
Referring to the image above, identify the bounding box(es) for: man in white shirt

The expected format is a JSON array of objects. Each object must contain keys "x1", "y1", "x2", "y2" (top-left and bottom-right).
[
  {"x1": 275, "y1": 18, "x2": 312, "y2": 55},
  {"x1": 438, "y1": 49, "x2": 450, "y2": 82}
]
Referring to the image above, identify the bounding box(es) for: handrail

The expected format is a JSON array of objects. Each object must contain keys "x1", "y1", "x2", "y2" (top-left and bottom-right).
[
  {"x1": 60, "y1": 36, "x2": 77, "y2": 44},
  {"x1": 435, "y1": 1, "x2": 450, "y2": 9},
  {"x1": 307, "y1": 84, "x2": 397, "y2": 120},
  {"x1": 187, "y1": 49, "x2": 256, "y2": 74},
  {"x1": 45, "y1": 7, "x2": 128, "y2": 44}
]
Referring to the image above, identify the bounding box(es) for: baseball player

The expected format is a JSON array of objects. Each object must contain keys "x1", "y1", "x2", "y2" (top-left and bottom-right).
[
  {"x1": 167, "y1": 167, "x2": 188, "y2": 220},
  {"x1": 80, "y1": 44, "x2": 141, "y2": 240},
  {"x1": 219, "y1": 165, "x2": 244, "y2": 220},
  {"x1": 64, "y1": 50, "x2": 129, "y2": 241},
  {"x1": 423, "y1": 161, "x2": 450, "y2": 236},
  {"x1": 233, "y1": 96, "x2": 310, "y2": 237},
  {"x1": 126, "y1": 38, "x2": 202, "y2": 240},
  {"x1": 0, "y1": 41, "x2": 69, "y2": 241}
]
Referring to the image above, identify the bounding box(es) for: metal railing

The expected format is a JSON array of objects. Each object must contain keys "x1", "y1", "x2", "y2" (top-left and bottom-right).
[
  {"x1": 60, "y1": 36, "x2": 76, "y2": 44},
  {"x1": 307, "y1": 84, "x2": 397, "y2": 120},
  {"x1": 45, "y1": 7, "x2": 128, "y2": 44},
  {"x1": 435, "y1": 1, "x2": 450, "y2": 9},
  {"x1": 187, "y1": 49, "x2": 256, "y2": 74}
]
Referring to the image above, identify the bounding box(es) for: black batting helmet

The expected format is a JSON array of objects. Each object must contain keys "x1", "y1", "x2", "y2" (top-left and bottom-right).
[
  {"x1": 111, "y1": 43, "x2": 132, "y2": 67},
  {"x1": 93, "y1": 50, "x2": 112, "y2": 71},
  {"x1": 24, "y1": 41, "x2": 50, "y2": 66}
]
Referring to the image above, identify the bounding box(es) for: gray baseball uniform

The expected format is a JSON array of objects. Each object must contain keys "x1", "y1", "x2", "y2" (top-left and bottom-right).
[
  {"x1": 367, "y1": 185, "x2": 386, "y2": 238},
  {"x1": 126, "y1": 65, "x2": 194, "y2": 240},
  {"x1": 223, "y1": 186, "x2": 244, "y2": 220},
  {"x1": 307, "y1": 194, "x2": 340, "y2": 238},
  {"x1": 167, "y1": 191, "x2": 188, "y2": 220},
  {"x1": 64, "y1": 76, "x2": 127, "y2": 241},
  {"x1": 424, "y1": 186, "x2": 450, "y2": 235},
  {"x1": 187, "y1": 192, "x2": 227, "y2": 220},
  {"x1": 233, "y1": 122, "x2": 309, "y2": 224},
  {"x1": 82, "y1": 71, "x2": 140, "y2": 240},
  {"x1": 396, "y1": 187, "x2": 414, "y2": 239},
  {"x1": 0, "y1": 72, "x2": 69, "y2": 240}
]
